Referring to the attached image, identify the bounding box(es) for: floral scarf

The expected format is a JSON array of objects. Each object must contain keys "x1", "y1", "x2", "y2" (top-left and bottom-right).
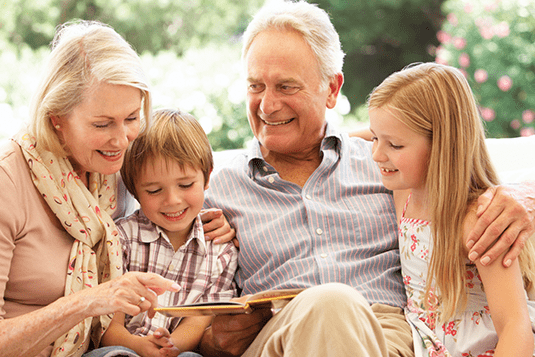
[{"x1": 15, "y1": 130, "x2": 123, "y2": 357}]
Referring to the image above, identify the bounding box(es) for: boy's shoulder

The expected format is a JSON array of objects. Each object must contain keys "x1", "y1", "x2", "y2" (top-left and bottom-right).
[{"x1": 115, "y1": 209, "x2": 158, "y2": 240}]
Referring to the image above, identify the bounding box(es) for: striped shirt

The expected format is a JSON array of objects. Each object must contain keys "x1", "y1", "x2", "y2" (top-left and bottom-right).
[
  {"x1": 205, "y1": 124, "x2": 406, "y2": 308},
  {"x1": 116, "y1": 210, "x2": 238, "y2": 335}
]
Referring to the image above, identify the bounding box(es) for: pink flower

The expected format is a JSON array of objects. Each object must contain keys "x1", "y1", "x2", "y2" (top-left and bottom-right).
[
  {"x1": 494, "y1": 21, "x2": 510, "y2": 38},
  {"x1": 497, "y1": 75, "x2": 512, "y2": 91},
  {"x1": 520, "y1": 127, "x2": 535, "y2": 137},
  {"x1": 437, "y1": 30, "x2": 451, "y2": 44},
  {"x1": 464, "y1": 3, "x2": 473, "y2": 13},
  {"x1": 447, "y1": 13, "x2": 458, "y2": 26},
  {"x1": 480, "y1": 107, "x2": 496, "y2": 122},
  {"x1": 479, "y1": 26, "x2": 494, "y2": 40},
  {"x1": 435, "y1": 56, "x2": 448, "y2": 65},
  {"x1": 458, "y1": 53, "x2": 470, "y2": 67},
  {"x1": 453, "y1": 37, "x2": 467, "y2": 49},
  {"x1": 522, "y1": 110, "x2": 535, "y2": 124},
  {"x1": 510, "y1": 119, "x2": 521, "y2": 130},
  {"x1": 474, "y1": 69, "x2": 488, "y2": 83}
]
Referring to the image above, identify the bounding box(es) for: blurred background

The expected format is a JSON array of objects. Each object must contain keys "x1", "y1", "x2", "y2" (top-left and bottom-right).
[{"x1": 0, "y1": 0, "x2": 534, "y2": 150}]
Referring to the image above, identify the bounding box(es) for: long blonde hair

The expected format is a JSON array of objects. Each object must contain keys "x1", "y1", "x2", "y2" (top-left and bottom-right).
[
  {"x1": 368, "y1": 62, "x2": 535, "y2": 321},
  {"x1": 29, "y1": 20, "x2": 152, "y2": 157}
]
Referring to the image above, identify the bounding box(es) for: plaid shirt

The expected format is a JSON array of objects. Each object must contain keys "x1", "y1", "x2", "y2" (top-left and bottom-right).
[{"x1": 115, "y1": 209, "x2": 238, "y2": 336}]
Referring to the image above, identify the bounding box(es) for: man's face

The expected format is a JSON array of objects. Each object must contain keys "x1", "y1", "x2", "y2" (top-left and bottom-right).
[{"x1": 244, "y1": 29, "x2": 340, "y2": 157}]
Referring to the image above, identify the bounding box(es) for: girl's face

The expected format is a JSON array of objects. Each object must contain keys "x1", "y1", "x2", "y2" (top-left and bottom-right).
[
  {"x1": 55, "y1": 82, "x2": 142, "y2": 182},
  {"x1": 369, "y1": 107, "x2": 431, "y2": 193}
]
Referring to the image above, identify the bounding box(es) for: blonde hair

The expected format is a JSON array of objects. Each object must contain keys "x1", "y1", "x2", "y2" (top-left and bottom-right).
[
  {"x1": 121, "y1": 108, "x2": 213, "y2": 200},
  {"x1": 242, "y1": 0, "x2": 345, "y2": 88},
  {"x1": 29, "y1": 20, "x2": 151, "y2": 157},
  {"x1": 368, "y1": 62, "x2": 535, "y2": 321}
]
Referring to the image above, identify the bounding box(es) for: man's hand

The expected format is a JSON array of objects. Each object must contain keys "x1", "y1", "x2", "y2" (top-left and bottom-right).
[
  {"x1": 466, "y1": 184, "x2": 535, "y2": 267},
  {"x1": 199, "y1": 306, "x2": 272, "y2": 356}
]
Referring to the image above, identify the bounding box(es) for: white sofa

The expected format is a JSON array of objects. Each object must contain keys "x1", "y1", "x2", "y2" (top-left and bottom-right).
[{"x1": 213, "y1": 136, "x2": 535, "y2": 184}]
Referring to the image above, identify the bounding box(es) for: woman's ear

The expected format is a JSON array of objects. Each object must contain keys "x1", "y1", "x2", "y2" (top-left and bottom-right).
[{"x1": 50, "y1": 114, "x2": 62, "y2": 131}]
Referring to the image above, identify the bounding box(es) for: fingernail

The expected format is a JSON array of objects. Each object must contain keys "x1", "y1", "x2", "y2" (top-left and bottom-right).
[
  {"x1": 504, "y1": 259, "x2": 512, "y2": 267},
  {"x1": 476, "y1": 205, "x2": 483, "y2": 216},
  {"x1": 466, "y1": 240, "x2": 474, "y2": 250},
  {"x1": 480, "y1": 256, "x2": 491, "y2": 266},
  {"x1": 468, "y1": 251, "x2": 478, "y2": 261},
  {"x1": 171, "y1": 283, "x2": 181, "y2": 291}
]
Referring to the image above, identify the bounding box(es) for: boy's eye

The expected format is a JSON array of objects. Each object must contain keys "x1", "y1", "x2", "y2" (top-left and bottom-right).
[
  {"x1": 146, "y1": 188, "x2": 161, "y2": 195},
  {"x1": 390, "y1": 144, "x2": 403, "y2": 150},
  {"x1": 179, "y1": 183, "x2": 194, "y2": 189}
]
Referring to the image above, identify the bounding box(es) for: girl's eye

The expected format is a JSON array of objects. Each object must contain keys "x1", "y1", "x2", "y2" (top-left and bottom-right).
[
  {"x1": 390, "y1": 144, "x2": 403, "y2": 150},
  {"x1": 371, "y1": 136, "x2": 378, "y2": 142},
  {"x1": 126, "y1": 116, "x2": 138, "y2": 122}
]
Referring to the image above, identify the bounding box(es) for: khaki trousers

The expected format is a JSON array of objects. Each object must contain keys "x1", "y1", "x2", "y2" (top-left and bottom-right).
[{"x1": 242, "y1": 283, "x2": 413, "y2": 357}]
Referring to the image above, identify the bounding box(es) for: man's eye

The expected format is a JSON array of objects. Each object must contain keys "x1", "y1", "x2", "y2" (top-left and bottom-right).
[
  {"x1": 248, "y1": 84, "x2": 264, "y2": 93},
  {"x1": 280, "y1": 85, "x2": 299, "y2": 94}
]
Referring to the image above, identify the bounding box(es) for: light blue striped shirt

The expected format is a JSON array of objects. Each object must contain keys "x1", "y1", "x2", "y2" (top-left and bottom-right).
[{"x1": 205, "y1": 124, "x2": 406, "y2": 307}]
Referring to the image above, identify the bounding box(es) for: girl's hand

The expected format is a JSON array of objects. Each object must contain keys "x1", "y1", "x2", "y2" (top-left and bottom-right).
[
  {"x1": 78, "y1": 272, "x2": 181, "y2": 319},
  {"x1": 200, "y1": 208, "x2": 238, "y2": 247}
]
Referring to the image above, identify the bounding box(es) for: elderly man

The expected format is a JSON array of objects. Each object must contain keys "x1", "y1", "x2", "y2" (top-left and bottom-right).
[{"x1": 200, "y1": 1, "x2": 535, "y2": 356}]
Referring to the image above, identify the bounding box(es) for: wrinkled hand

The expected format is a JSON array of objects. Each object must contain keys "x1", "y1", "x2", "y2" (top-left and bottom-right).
[
  {"x1": 201, "y1": 208, "x2": 238, "y2": 247},
  {"x1": 207, "y1": 298, "x2": 272, "y2": 356},
  {"x1": 466, "y1": 184, "x2": 535, "y2": 267},
  {"x1": 80, "y1": 272, "x2": 181, "y2": 319}
]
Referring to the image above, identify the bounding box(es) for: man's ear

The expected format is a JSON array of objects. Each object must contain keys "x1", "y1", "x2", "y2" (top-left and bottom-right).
[{"x1": 326, "y1": 73, "x2": 344, "y2": 109}]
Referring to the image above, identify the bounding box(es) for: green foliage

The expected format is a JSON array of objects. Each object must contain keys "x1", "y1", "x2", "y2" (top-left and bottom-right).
[
  {"x1": 437, "y1": 0, "x2": 535, "y2": 137},
  {"x1": 0, "y1": 0, "x2": 264, "y2": 54},
  {"x1": 315, "y1": 0, "x2": 445, "y2": 108}
]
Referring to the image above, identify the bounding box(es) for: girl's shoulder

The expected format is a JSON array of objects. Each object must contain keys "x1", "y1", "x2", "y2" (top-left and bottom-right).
[{"x1": 462, "y1": 201, "x2": 479, "y2": 253}]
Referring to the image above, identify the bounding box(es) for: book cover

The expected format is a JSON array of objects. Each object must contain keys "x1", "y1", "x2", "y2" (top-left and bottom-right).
[{"x1": 155, "y1": 288, "x2": 305, "y2": 317}]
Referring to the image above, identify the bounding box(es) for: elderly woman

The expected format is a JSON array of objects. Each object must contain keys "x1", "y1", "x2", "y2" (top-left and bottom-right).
[{"x1": 0, "y1": 21, "x2": 231, "y2": 357}]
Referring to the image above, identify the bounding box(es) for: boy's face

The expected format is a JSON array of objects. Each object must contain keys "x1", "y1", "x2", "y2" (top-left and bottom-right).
[{"x1": 135, "y1": 155, "x2": 208, "y2": 246}]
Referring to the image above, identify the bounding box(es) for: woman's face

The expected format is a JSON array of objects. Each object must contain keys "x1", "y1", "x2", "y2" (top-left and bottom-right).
[{"x1": 56, "y1": 82, "x2": 142, "y2": 181}]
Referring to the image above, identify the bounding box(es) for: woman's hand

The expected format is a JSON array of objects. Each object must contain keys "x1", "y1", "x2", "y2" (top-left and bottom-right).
[
  {"x1": 201, "y1": 208, "x2": 238, "y2": 247},
  {"x1": 79, "y1": 272, "x2": 181, "y2": 319}
]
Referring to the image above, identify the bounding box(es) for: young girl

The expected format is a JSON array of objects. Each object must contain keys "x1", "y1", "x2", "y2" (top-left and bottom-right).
[{"x1": 367, "y1": 62, "x2": 535, "y2": 356}]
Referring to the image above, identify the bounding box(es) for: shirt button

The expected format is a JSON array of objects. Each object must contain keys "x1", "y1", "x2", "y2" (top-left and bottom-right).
[
  {"x1": 263, "y1": 166, "x2": 268, "y2": 172},
  {"x1": 169, "y1": 265, "x2": 175, "y2": 271},
  {"x1": 320, "y1": 253, "x2": 328, "y2": 259},
  {"x1": 268, "y1": 177, "x2": 275, "y2": 183},
  {"x1": 316, "y1": 228, "x2": 323, "y2": 235},
  {"x1": 305, "y1": 194, "x2": 312, "y2": 200}
]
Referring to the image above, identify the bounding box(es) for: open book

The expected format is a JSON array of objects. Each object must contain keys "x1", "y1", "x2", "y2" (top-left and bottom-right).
[{"x1": 155, "y1": 288, "x2": 305, "y2": 317}]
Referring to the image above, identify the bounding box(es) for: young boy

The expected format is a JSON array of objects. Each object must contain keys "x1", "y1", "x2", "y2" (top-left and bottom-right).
[{"x1": 100, "y1": 109, "x2": 238, "y2": 357}]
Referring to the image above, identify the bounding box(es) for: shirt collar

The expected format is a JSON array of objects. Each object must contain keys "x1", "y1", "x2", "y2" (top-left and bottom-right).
[
  {"x1": 139, "y1": 210, "x2": 207, "y2": 253},
  {"x1": 246, "y1": 122, "x2": 343, "y2": 170}
]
